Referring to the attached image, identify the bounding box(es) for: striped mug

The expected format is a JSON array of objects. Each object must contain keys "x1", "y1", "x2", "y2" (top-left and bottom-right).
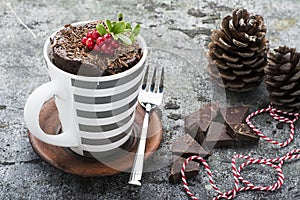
[{"x1": 24, "y1": 24, "x2": 147, "y2": 157}]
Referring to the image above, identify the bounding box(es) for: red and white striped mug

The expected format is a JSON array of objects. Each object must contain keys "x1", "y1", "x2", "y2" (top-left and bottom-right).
[{"x1": 24, "y1": 22, "x2": 147, "y2": 157}]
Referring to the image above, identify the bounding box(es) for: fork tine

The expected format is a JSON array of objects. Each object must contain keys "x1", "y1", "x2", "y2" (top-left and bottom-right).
[
  {"x1": 142, "y1": 65, "x2": 149, "y2": 90},
  {"x1": 150, "y1": 66, "x2": 157, "y2": 92},
  {"x1": 159, "y1": 67, "x2": 164, "y2": 93}
]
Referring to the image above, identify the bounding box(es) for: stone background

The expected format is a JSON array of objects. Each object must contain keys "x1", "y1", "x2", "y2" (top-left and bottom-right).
[{"x1": 0, "y1": 0, "x2": 299, "y2": 199}]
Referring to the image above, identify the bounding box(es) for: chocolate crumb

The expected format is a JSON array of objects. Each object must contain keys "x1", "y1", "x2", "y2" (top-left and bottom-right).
[
  {"x1": 164, "y1": 102, "x2": 180, "y2": 110},
  {"x1": 0, "y1": 105, "x2": 6, "y2": 110},
  {"x1": 167, "y1": 113, "x2": 182, "y2": 120},
  {"x1": 276, "y1": 122, "x2": 284, "y2": 130}
]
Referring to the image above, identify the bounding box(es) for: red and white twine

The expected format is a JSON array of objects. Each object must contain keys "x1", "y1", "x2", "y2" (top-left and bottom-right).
[
  {"x1": 181, "y1": 104, "x2": 300, "y2": 200},
  {"x1": 245, "y1": 104, "x2": 299, "y2": 147}
]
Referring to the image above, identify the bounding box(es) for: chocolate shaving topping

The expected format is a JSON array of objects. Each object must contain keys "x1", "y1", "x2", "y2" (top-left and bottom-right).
[{"x1": 51, "y1": 21, "x2": 143, "y2": 76}]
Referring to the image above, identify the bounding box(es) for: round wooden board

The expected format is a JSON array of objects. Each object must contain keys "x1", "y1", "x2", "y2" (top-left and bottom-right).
[{"x1": 28, "y1": 98, "x2": 163, "y2": 177}]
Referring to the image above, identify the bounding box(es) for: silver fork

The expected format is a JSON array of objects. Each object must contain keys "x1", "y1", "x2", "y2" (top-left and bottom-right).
[{"x1": 128, "y1": 65, "x2": 164, "y2": 186}]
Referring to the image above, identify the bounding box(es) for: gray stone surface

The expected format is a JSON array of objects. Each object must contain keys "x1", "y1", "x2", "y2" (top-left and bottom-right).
[{"x1": 0, "y1": 0, "x2": 300, "y2": 199}]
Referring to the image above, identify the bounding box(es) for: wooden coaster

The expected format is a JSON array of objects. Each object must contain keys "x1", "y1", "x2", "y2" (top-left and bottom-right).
[{"x1": 28, "y1": 98, "x2": 163, "y2": 177}]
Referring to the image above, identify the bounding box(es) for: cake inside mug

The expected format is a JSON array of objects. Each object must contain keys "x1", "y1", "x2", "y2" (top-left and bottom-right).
[{"x1": 50, "y1": 14, "x2": 143, "y2": 77}]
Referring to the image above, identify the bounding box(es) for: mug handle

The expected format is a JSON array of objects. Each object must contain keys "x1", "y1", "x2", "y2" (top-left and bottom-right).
[{"x1": 24, "y1": 81, "x2": 79, "y2": 147}]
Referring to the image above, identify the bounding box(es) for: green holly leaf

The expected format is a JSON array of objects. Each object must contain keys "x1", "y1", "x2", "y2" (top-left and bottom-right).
[
  {"x1": 94, "y1": 13, "x2": 140, "y2": 47},
  {"x1": 133, "y1": 24, "x2": 141, "y2": 36},
  {"x1": 125, "y1": 22, "x2": 131, "y2": 29},
  {"x1": 105, "y1": 20, "x2": 113, "y2": 32},
  {"x1": 129, "y1": 24, "x2": 141, "y2": 41},
  {"x1": 112, "y1": 21, "x2": 126, "y2": 34},
  {"x1": 111, "y1": 33, "x2": 118, "y2": 40},
  {"x1": 129, "y1": 34, "x2": 134, "y2": 42},
  {"x1": 118, "y1": 13, "x2": 123, "y2": 21},
  {"x1": 117, "y1": 33, "x2": 132, "y2": 45},
  {"x1": 123, "y1": 29, "x2": 132, "y2": 33},
  {"x1": 96, "y1": 24, "x2": 108, "y2": 36}
]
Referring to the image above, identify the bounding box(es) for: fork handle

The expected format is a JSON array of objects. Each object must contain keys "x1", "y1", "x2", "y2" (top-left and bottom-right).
[{"x1": 128, "y1": 104, "x2": 151, "y2": 186}]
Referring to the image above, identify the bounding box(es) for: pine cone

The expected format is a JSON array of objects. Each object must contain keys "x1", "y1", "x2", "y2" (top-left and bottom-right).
[
  {"x1": 207, "y1": 8, "x2": 268, "y2": 92},
  {"x1": 265, "y1": 46, "x2": 300, "y2": 112}
]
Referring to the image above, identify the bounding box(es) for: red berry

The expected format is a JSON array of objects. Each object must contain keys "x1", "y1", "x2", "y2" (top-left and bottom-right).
[
  {"x1": 105, "y1": 46, "x2": 114, "y2": 55},
  {"x1": 106, "y1": 38, "x2": 113, "y2": 45},
  {"x1": 108, "y1": 48, "x2": 114, "y2": 55},
  {"x1": 104, "y1": 33, "x2": 112, "y2": 40},
  {"x1": 92, "y1": 30, "x2": 100, "y2": 40},
  {"x1": 81, "y1": 37, "x2": 87, "y2": 45},
  {"x1": 86, "y1": 31, "x2": 93, "y2": 39},
  {"x1": 96, "y1": 37, "x2": 105, "y2": 45},
  {"x1": 111, "y1": 40, "x2": 119, "y2": 49},
  {"x1": 101, "y1": 43, "x2": 107, "y2": 52},
  {"x1": 93, "y1": 44, "x2": 101, "y2": 52},
  {"x1": 86, "y1": 38, "x2": 95, "y2": 50}
]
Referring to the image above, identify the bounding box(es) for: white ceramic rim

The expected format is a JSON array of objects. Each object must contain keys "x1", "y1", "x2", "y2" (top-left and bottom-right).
[{"x1": 43, "y1": 21, "x2": 148, "y2": 81}]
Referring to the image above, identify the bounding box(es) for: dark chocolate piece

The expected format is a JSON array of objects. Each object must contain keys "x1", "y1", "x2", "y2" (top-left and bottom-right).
[
  {"x1": 225, "y1": 123, "x2": 237, "y2": 138},
  {"x1": 203, "y1": 122, "x2": 236, "y2": 149},
  {"x1": 229, "y1": 123, "x2": 259, "y2": 143},
  {"x1": 184, "y1": 103, "x2": 219, "y2": 144},
  {"x1": 219, "y1": 105, "x2": 249, "y2": 125},
  {"x1": 169, "y1": 155, "x2": 200, "y2": 184},
  {"x1": 199, "y1": 103, "x2": 220, "y2": 132},
  {"x1": 212, "y1": 108, "x2": 225, "y2": 123},
  {"x1": 184, "y1": 111, "x2": 205, "y2": 144},
  {"x1": 171, "y1": 134, "x2": 211, "y2": 158}
]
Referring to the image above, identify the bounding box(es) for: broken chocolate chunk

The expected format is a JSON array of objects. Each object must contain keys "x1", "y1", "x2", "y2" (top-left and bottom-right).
[
  {"x1": 184, "y1": 113, "x2": 205, "y2": 144},
  {"x1": 203, "y1": 122, "x2": 236, "y2": 149},
  {"x1": 225, "y1": 123, "x2": 237, "y2": 138},
  {"x1": 171, "y1": 134, "x2": 211, "y2": 158},
  {"x1": 212, "y1": 108, "x2": 225, "y2": 123},
  {"x1": 229, "y1": 123, "x2": 259, "y2": 143},
  {"x1": 184, "y1": 103, "x2": 219, "y2": 144},
  {"x1": 169, "y1": 155, "x2": 200, "y2": 184},
  {"x1": 199, "y1": 103, "x2": 219, "y2": 132},
  {"x1": 220, "y1": 105, "x2": 249, "y2": 125}
]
